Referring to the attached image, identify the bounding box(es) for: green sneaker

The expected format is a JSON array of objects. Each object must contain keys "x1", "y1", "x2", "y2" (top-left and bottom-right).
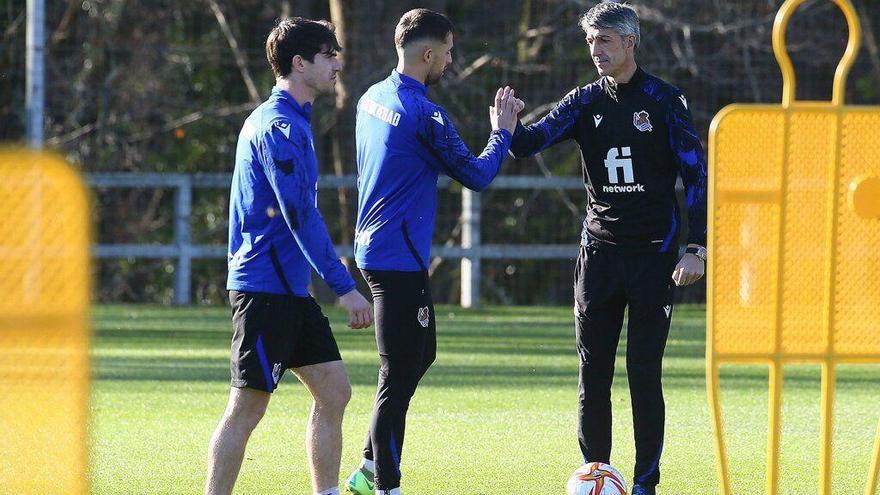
[{"x1": 345, "y1": 466, "x2": 375, "y2": 495}]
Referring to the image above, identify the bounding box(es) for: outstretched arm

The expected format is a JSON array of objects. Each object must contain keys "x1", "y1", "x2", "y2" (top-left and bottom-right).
[
  {"x1": 509, "y1": 87, "x2": 584, "y2": 158},
  {"x1": 417, "y1": 87, "x2": 521, "y2": 192}
]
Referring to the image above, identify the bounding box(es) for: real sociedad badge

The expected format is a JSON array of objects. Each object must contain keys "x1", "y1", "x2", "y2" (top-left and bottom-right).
[
  {"x1": 272, "y1": 362, "x2": 282, "y2": 385},
  {"x1": 417, "y1": 306, "x2": 430, "y2": 328},
  {"x1": 633, "y1": 111, "x2": 652, "y2": 132}
]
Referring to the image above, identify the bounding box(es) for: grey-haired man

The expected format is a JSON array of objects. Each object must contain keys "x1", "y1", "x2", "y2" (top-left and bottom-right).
[{"x1": 509, "y1": 3, "x2": 708, "y2": 494}]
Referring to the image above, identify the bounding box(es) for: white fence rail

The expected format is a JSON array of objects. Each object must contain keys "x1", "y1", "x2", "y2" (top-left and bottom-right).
[{"x1": 89, "y1": 173, "x2": 681, "y2": 306}]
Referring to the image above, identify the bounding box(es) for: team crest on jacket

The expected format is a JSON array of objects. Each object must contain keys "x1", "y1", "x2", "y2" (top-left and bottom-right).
[
  {"x1": 633, "y1": 111, "x2": 653, "y2": 132},
  {"x1": 417, "y1": 306, "x2": 430, "y2": 328},
  {"x1": 272, "y1": 362, "x2": 282, "y2": 385}
]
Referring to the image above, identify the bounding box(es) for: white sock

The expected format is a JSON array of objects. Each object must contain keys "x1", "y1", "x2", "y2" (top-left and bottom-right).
[
  {"x1": 315, "y1": 488, "x2": 339, "y2": 495},
  {"x1": 361, "y1": 458, "x2": 375, "y2": 473},
  {"x1": 376, "y1": 489, "x2": 401, "y2": 495}
]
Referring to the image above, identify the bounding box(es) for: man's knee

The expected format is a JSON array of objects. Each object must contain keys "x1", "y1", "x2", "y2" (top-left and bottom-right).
[
  {"x1": 380, "y1": 361, "x2": 424, "y2": 396},
  {"x1": 626, "y1": 353, "x2": 663, "y2": 380},
  {"x1": 294, "y1": 360, "x2": 352, "y2": 411},
  {"x1": 316, "y1": 379, "x2": 352, "y2": 411},
  {"x1": 223, "y1": 388, "x2": 270, "y2": 431}
]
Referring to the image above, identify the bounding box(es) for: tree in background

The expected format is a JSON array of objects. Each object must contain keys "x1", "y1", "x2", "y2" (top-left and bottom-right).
[{"x1": 1, "y1": 0, "x2": 878, "y2": 304}]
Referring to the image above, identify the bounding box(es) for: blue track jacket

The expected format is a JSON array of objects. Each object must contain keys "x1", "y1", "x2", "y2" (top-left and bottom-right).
[
  {"x1": 227, "y1": 87, "x2": 356, "y2": 297},
  {"x1": 354, "y1": 70, "x2": 512, "y2": 271}
]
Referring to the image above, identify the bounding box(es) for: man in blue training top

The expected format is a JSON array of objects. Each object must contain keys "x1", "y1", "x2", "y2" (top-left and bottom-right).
[
  {"x1": 204, "y1": 17, "x2": 373, "y2": 495},
  {"x1": 345, "y1": 8, "x2": 521, "y2": 495},
  {"x1": 509, "y1": 4, "x2": 708, "y2": 495}
]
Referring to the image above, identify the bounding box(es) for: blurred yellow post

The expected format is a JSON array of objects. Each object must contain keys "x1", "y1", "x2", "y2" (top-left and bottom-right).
[
  {"x1": 0, "y1": 149, "x2": 91, "y2": 493},
  {"x1": 706, "y1": 0, "x2": 880, "y2": 494}
]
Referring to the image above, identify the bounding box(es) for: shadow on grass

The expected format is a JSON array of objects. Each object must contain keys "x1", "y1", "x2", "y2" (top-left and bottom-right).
[
  {"x1": 93, "y1": 352, "x2": 880, "y2": 393},
  {"x1": 92, "y1": 305, "x2": 877, "y2": 390}
]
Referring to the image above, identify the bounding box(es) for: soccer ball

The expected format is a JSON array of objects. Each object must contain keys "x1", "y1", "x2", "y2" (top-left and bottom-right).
[{"x1": 566, "y1": 462, "x2": 628, "y2": 495}]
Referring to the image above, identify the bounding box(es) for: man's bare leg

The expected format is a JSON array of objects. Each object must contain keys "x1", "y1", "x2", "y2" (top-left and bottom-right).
[
  {"x1": 293, "y1": 360, "x2": 352, "y2": 493},
  {"x1": 204, "y1": 387, "x2": 270, "y2": 495}
]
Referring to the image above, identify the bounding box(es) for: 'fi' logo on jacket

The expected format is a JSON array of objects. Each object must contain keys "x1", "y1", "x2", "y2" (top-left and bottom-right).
[
  {"x1": 633, "y1": 111, "x2": 653, "y2": 132},
  {"x1": 417, "y1": 306, "x2": 430, "y2": 328}
]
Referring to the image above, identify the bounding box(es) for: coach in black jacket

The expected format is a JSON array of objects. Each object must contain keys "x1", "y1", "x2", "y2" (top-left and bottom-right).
[{"x1": 510, "y1": 4, "x2": 707, "y2": 495}]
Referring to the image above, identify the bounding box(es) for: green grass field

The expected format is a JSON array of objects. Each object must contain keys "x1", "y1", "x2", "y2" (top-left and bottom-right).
[{"x1": 89, "y1": 304, "x2": 879, "y2": 495}]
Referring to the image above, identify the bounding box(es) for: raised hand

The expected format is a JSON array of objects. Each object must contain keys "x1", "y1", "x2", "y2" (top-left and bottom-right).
[{"x1": 489, "y1": 86, "x2": 522, "y2": 134}]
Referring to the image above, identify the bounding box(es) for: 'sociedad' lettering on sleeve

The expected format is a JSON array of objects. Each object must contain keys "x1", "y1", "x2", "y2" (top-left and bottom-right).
[{"x1": 361, "y1": 97, "x2": 401, "y2": 127}]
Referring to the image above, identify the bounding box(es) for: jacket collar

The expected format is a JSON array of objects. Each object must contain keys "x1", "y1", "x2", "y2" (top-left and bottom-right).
[
  {"x1": 389, "y1": 70, "x2": 427, "y2": 96},
  {"x1": 272, "y1": 86, "x2": 312, "y2": 121}
]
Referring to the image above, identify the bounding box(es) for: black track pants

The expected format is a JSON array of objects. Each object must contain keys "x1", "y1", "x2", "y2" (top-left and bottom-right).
[
  {"x1": 361, "y1": 269, "x2": 436, "y2": 491},
  {"x1": 574, "y1": 246, "x2": 678, "y2": 487}
]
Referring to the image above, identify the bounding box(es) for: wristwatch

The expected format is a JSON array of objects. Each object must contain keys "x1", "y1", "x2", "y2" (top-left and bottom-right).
[{"x1": 685, "y1": 245, "x2": 707, "y2": 262}]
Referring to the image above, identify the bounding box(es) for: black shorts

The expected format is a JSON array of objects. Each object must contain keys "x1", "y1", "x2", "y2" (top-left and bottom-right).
[{"x1": 228, "y1": 290, "x2": 341, "y2": 392}]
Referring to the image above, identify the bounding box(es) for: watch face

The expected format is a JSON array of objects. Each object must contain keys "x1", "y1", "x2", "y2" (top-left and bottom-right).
[{"x1": 687, "y1": 246, "x2": 707, "y2": 261}]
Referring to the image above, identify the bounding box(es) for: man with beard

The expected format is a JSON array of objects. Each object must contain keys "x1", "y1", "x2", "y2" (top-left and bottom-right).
[{"x1": 344, "y1": 8, "x2": 521, "y2": 495}]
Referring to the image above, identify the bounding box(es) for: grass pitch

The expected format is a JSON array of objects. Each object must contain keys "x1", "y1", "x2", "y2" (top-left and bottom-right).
[{"x1": 89, "y1": 304, "x2": 879, "y2": 494}]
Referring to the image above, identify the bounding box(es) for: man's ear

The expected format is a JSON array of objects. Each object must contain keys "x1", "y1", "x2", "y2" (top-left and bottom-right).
[
  {"x1": 421, "y1": 45, "x2": 433, "y2": 64},
  {"x1": 625, "y1": 35, "x2": 636, "y2": 50},
  {"x1": 291, "y1": 54, "x2": 306, "y2": 73}
]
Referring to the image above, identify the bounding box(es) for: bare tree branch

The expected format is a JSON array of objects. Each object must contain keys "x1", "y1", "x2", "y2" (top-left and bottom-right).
[
  {"x1": 51, "y1": 0, "x2": 81, "y2": 44},
  {"x1": 455, "y1": 54, "x2": 495, "y2": 82},
  {"x1": 47, "y1": 123, "x2": 97, "y2": 147},
  {"x1": 206, "y1": 0, "x2": 261, "y2": 104},
  {"x1": 123, "y1": 102, "x2": 257, "y2": 143},
  {"x1": 2, "y1": 11, "x2": 24, "y2": 40},
  {"x1": 636, "y1": 5, "x2": 777, "y2": 35}
]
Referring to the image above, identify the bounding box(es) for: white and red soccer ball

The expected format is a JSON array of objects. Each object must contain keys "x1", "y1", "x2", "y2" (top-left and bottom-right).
[{"x1": 566, "y1": 462, "x2": 628, "y2": 495}]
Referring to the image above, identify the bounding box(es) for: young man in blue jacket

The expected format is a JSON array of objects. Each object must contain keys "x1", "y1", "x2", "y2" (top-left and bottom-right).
[
  {"x1": 345, "y1": 9, "x2": 521, "y2": 495},
  {"x1": 509, "y1": 4, "x2": 707, "y2": 495},
  {"x1": 205, "y1": 17, "x2": 373, "y2": 495}
]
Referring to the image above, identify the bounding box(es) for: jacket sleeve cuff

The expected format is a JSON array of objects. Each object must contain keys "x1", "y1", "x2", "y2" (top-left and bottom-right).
[{"x1": 331, "y1": 275, "x2": 357, "y2": 298}]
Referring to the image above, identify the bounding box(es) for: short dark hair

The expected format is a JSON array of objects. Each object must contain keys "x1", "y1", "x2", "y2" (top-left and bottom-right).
[
  {"x1": 266, "y1": 17, "x2": 341, "y2": 78},
  {"x1": 394, "y1": 9, "x2": 454, "y2": 48}
]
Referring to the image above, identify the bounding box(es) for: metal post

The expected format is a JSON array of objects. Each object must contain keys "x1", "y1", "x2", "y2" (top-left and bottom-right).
[
  {"x1": 460, "y1": 188, "x2": 481, "y2": 308},
  {"x1": 25, "y1": 0, "x2": 45, "y2": 149},
  {"x1": 174, "y1": 176, "x2": 192, "y2": 304}
]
